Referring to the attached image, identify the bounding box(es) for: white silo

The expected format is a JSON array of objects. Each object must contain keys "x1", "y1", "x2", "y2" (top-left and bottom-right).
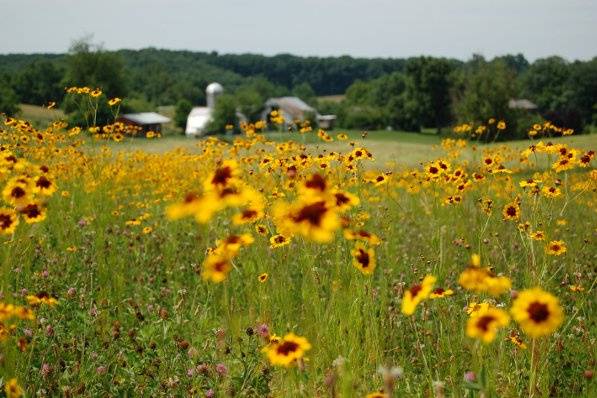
[{"x1": 206, "y1": 82, "x2": 224, "y2": 109}]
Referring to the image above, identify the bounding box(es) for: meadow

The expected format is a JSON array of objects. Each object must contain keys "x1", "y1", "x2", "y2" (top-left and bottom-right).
[{"x1": 0, "y1": 96, "x2": 595, "y2": 397}]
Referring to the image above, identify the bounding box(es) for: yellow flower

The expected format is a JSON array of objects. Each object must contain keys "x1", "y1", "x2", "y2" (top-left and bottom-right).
[
  {"x1": 90, "y1": 88, "x2": 102, "y2": 98},
  {"x1": 502, "y1": 201, "x2": 521, "y2": 221},
  {"x1": 466, "y1": 306, "x2": 510, "y2": 343},
  {"x1": 26, "y1": 292, "x2": 58, "y2": 307},
  {"x1": 365, "y1": 393, "x2": 389, "y2": 398},
  {"x1": 262, "y1": 332, "x2": 311, "y2": 367},
  {"x1": 545, "y1": 240, "x2": 566, "y2": 256},
  {"x1": 4, "y1": 378, "x2": 23, "y2": 398},
  {"x1": 34, "y1": 175, "x2": 57, "y2": 196},
  {"x1": 466, "y1": 301, "x2": 490, "y2": 316},
  {"x1": 201, "y1": 250, "x2": 234, "y2": 283},
  {"x1": 272, "y1": 199, "x2": 340, "y2": 243},
  {"x1": 258, "y1": 273, "x2": 269, "y2": 283},
  {"x1": 343, "y1": 229, "x2": 382, "y2": 246},
  {"x1": 351, "y1": 243, "x2": 376, "y2": 275},
  {"x1": 19, "y1": 202, "x2": 47, "y2": 224},
  {"x1": 0, "y1": 208, "x2": 19, "y2": 235},
  {"x1": 511, "y1": 288, "x2": 564, "y2": 338},
  {"x1": 458, "y1": 266, "x2": 511, "y2": 296},
  {"x1": 232, "y1": 207, "x2": 264, "y2": 225},
  {"x1": 429, "y1": 287, "x2": 454, "y2": 299},
  {"x1": 216, "y1": 233, "x2": 254, "y2": 254},
  {"x1": 269, "y1": 234, "x2": 291, "y2": 248},
  {"x1": 2, "y1": 177, "x2": 34, "y2": 206},
  {"x1": 108, "y1": 97, "x2": 121, "y2": 106},
  {"x1": 507, "y1": 332, "x2": 527, "y2": 349},
  {"x1": 401, "y1": 275, "x2": 436, "y2": 315}
]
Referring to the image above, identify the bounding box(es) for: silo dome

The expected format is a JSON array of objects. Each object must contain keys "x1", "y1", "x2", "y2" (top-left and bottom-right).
[
  {"x1": 206, "y1": 82, "x2": 224, "y2": 109},
  {"x1": 206, "y1": 82, "x2": 224, "y2": 95}
]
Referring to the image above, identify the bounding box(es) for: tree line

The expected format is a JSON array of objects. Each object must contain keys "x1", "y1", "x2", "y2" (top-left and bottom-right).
[{"x1": 0, "y1": 44, "x2": 595, "y2": 138}]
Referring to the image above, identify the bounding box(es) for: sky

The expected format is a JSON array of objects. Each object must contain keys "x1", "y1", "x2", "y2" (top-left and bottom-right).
[{"x1": 1, "y1": 0, "x2": 596, "y2": 61}]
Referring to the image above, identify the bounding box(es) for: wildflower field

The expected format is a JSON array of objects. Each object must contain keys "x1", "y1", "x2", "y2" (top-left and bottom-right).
[{"x1": 0, "y1": 95, "x2": 595, "y2": 397}]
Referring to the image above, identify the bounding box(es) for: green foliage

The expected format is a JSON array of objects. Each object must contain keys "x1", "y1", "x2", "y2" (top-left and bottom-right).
[
  {"x1": 174, "y1": 99, "x2": 193, "y2": 130},
  {"x1": 64, "y1": 38, "x2": 128, "y2": 98},
  {"x1": 402, "y1": 57, "x2": 456, "y2": 130},
  {"x1": 0, "y1": 73, "x2": 19, "y2": 116},
  {"x1": 0, "y1": 49, "x2": 594, "y2": 137},
  {"x1": 62, "y1": 38, "x2": 128, "y2": 127},
  {"x1": 207, "y1": 94, "x2": 238, "y2": 134},
  {"x1": 452, "y1": 59, "x2": 519, "y2": 138},
  {"x1": 522, "y1": 56, "x2": 597, "y2": 131},
  {"x1": 341, "y1": 105, "x2": 387, "y2": 130},
  {"x1": 13, "y1": 60, "x2": 64, "y2": 105},
  {"x1": 292, "y1": 82, "x2": 316, "y2": 105}
]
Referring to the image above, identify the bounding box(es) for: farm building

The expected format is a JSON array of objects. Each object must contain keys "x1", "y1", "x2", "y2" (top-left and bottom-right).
[
  {"x1": 117, "y1": 112, "x2": 171, "y2": 135},
  {"x1": 186, "y1": 82, "x2": 223, "y2": 136},
  {"x1": 508, "y1": 98, "x2": 538, "y2": 110},
  {"x1": 262, "y1": 96, "x2": 337, "y2": 129}
]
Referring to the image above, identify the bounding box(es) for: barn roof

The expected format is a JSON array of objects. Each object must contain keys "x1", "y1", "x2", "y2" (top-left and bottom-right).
[
  {"x1": 265, "y1": 97, "x2": 316, "y2": 119},
  {"x1": 508, "y1": 99, "x2": 538, "y2": 110},
  {"x1": 120, "y1": 112, "x2": 171, "y2": 125}
]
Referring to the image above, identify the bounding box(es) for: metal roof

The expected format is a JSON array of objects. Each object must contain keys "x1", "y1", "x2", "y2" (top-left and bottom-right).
[
  {"x1": 508, "y1": 99, "x2": 538, "y2": 110},
  {"x1": 120, "y1": 112, "x2": 171, "y2": 125},
  {"x1": 265, "y1": 97, "x2": 316, "y2": 119}
]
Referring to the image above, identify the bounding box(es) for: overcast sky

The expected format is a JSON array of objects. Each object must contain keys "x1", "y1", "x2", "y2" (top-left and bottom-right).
[{"x1": 1, "y1": 0, "x2": 596, "y2": 60}]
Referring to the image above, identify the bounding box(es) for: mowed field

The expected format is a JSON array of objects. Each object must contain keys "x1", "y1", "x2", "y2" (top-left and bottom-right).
[{"x1": 0, "y1": 106, "x2": 596, "y2": 397}]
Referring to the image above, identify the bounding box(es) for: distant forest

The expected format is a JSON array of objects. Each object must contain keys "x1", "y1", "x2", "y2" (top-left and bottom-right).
[{"x1": 0, "y1": 47, "x2": 595, "y2": 138}]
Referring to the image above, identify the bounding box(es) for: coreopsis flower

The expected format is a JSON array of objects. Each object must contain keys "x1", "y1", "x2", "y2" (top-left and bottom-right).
[
  {"x1": 545, "y1": 240, "x2": 566, "y2": 256},
  {"x1": 216, "y1": 233, "x2": 254, "y2": 254},
  {"x1": 34, "y1": 175, "x2": 57, "y2": 196},
  {"x1": 262, "y1": 332, "x2": 311, "y2": 366},
  {"x1": 26, "y1": 292, "x2": 58, "y2": 307},
  {"x1": 331, "y1": 189, "x2": 360, "y2": 211},
  {"x1": 0, "y1": 208, "x2": 19, "y2": 235},
  {"x1": 351, "y1": 243, "x2": 376, "y2": 275},
  {"x1": 459, "y1": 266, "x2": 511, "y2": 296},
  {"x1": 166, "y1": 193, "x2": 203, "y2": 220},
  {"x1": 529, "y1": 231, "x2": 545, "y2": 241},
  {"x1": 258, "y1": 273, "x2": 269, "y2": 283},
  {"x1": 255, "y1": 224, "x2": 268, "y2": 235},
  {"x1": 272, "y1": 199, "x2": 340, "y2": 243},
  {"x1": 4, "y1": 378, "x2": 23, "y2": 398},
  {"x1": 201, "y1": 250, "x2": 234, "y2": 283},
  {"x1": 466, "y1": 301, "x2": 490, "y2": 316},
  {"x1": 2, "y1": 177, "x2": 34, "y2": 206},
  {"x1": 343, "y1": 229, "x2": 380, "y2": 246},
  {"x1": 541, "y1": 186, "x2": 561, "y2": 198},
  {"x1": 108, "y1": 97, "x2": 121, "y2": 106},
  {"x1": 90, "y1": 88, "x2": 102, "y2": 98},
  {"x1": 429, "y1": 287, "x2": 454, "y2": 299},
  {"x1": 507, "y1": 331, "x2": 527, "y2": 349},
  {"x1": 466, "y1": 306, "x2": 510, "y2": 343},
  {"x1": 502, "y1": 200, "x2": 521, "y2": 221},
  {"x1": 365, "y1": 393, "x2": 389, "y2": 398},
  {"x1": 203, "y1": 160, "x2": 241, "y2": 193},
  {"x1": 232, "y1": 207, "x2": 264, "y2": 225},
  {"x1": 401, "y1": 275, "x2": 436, "y2": 315},
  {"x1": 19, "y1": 202, "x2": 47, "y2": 224},
  {"x1": 269, "y1": 234, "x2": 290, "y2": 248},
  {"x1": 298, "y1": 173, "x2": 329, "y2": 199},
  {"x1": 511, "y1": 288, "x2": 564, "y2": 338}
]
